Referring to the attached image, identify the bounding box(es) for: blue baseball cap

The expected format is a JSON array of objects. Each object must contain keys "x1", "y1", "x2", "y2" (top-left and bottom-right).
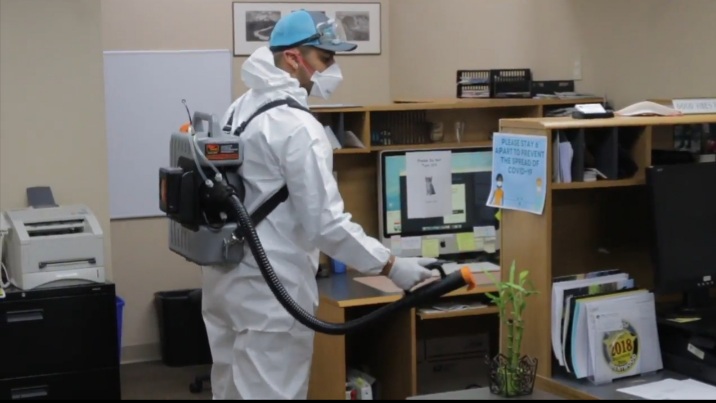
[{"x1": 269, "y1": 10, "x2": 357, "y2": 53}]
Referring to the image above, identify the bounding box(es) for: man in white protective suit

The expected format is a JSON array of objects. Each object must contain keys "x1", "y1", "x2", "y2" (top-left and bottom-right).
[{"x1": 201, "y1": 9, "x2": 438, "y2": 400}]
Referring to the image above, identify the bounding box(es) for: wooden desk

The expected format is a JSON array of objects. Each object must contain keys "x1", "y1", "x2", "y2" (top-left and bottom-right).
[
  {"x1": 307, "y1": 270, "x2": 499, "y2": 400},
  {"x1": 537, "y1": 370, "x2": 688, "y2": 400},
  {"x1": 407, "y1": 385, "x2": 564, "y2": 400},
  {"x1": 496, "y1": 114, "x2": 716, "y2": 384}
]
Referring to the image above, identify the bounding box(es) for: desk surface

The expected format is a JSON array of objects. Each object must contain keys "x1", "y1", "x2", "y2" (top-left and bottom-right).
[
  {"x1": 407, "y1": 386, "x2": 563, "y2": 400},
  {"x1": 541, "y1": 370, "x2": 688, "y2": 400},
  {"x1": 500, "y1": 113, "x2": 716, "y2": 130},
  {"x1": 317, "y1": 270, "x2": 497, "y2": 308},
  {"x1": 317, "y1": 271, "x2": 402, "y2": 308}
]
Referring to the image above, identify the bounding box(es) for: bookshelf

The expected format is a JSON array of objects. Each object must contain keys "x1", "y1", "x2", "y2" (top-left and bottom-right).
[
  {"x1": 308, "y1": 99, "x2": 602, "y2": 241},
  {"x1": 496, "y1": 113, "x2": 716, "y2": 382}
]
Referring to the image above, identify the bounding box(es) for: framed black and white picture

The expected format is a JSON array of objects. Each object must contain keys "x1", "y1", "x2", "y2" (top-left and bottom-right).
[{"x1": 232, "y1": 2, "x2": 381, "y2": 56}]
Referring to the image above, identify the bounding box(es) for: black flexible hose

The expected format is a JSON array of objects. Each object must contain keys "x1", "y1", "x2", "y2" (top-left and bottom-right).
[{"x1": 227, "y1": 193, "x2": 476, "y2": 335}]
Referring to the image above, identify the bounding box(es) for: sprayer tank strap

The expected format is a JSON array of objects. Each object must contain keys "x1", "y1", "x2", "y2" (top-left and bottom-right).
[
  {"x1": 226, "y1": 98, "x2": 312, "y2": 227},
  {"x1": 222, "y1": 98, "x2": 311, "y2": 136}
]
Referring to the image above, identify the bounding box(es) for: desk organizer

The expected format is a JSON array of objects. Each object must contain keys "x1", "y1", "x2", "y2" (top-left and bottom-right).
[
  {"x1": 457, "y1": 69, "x2": 533, "y2": 99},
  {"x1": 531, "y1": 80, "x2": 575, "y2": 97}
]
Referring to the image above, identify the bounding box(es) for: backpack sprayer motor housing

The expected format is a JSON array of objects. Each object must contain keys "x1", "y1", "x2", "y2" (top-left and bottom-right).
[{"x1": 159, "y1": 112, "x2": 246, "y2": 266}]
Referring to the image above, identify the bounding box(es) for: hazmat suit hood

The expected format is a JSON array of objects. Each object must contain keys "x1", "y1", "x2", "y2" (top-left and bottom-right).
[
  {"x1": 220, "y1": 46, "x2": 310, "y2": 135},
  {"x1": 241, "y1": 46, "x2": 309, "y2": 106}
]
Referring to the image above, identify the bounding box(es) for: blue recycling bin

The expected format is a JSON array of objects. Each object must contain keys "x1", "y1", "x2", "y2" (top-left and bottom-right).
[
  {"x1": 331, "y1": 258, "x2": 347, "y2": 274},
  {"x1": 116, "y1": 296, "x2": 125, "y2": 361}
]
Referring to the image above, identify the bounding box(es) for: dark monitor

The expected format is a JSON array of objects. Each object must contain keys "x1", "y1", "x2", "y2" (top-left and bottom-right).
[
  {"x1": 377, "y1": 146, "x2": 499, "y2": 258},
  {"x1": 647, "y1": 162, "x2": 716, "y2": 314}
]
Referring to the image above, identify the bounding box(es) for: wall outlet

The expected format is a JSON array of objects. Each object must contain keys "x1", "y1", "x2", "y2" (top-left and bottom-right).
[{"x1": 573, "y1": 57, "x2": 583, "y2": 81}]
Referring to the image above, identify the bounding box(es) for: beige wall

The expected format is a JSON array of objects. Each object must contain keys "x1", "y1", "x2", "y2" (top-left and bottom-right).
[
  {"x1": 101, "y1": 0, "x2": 391, "y2": 105},
  {"x1": 389, "y1": 0, "x2": 716, "y2": 108},
  {"x1": 389, "y1": 0, "x2": 592, "y2": 100},
  {"x1": 0, "y1": 1, "x2": 112, "y2": 276},
  {"x1": 104, "y1": 0, "x2": 716, "y2": 363},
  {"x1": 569, "y1": 0, "x2": 716, "y2": 108},
  {"x1": 4, "y1": 0, "x2": 713, "y2": 364},
  {"x1": 100, "y1": 0, "x2": 391, "y2": 362}
]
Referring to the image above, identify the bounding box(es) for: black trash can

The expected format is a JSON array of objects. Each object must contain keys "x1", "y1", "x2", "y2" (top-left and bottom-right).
[{"x1": 154, "y1": 289, "x2": 213, "y2": 367}]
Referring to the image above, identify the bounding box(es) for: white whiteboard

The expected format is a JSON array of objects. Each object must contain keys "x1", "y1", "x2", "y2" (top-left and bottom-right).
[{"x1": 103, "y1": 50, "x2": 233, "y2": 219}]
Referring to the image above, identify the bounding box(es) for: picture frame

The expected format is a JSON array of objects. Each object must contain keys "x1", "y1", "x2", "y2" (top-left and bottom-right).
[{"x1": 232, "y1": 2, "x2": 381, "y2": 56}]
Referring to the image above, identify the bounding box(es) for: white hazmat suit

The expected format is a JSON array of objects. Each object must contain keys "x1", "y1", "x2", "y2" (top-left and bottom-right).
[{"x1": 200, "y1": 45, "x2": 398, "y2": 399}]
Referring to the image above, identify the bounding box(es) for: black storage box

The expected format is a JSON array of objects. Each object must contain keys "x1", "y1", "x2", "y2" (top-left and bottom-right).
[{"x1": 155, "y1": 289, "x2": 213, "y2": 367}]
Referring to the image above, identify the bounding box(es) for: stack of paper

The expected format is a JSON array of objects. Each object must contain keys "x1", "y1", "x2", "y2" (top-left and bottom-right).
[
  {"x1": 615, "y1": 101, "x2": 683, "y2": 117},
  {"x1": 553, "y1": 131, "x2": 573, "y2": 183},
  {"x1": 551, "y1": 270, "x2": 663, "y2": 384},
  {"x1": 618, "y1": 378, "x2": 716, "y2": 400},
  {"x1": 418, "y1": 300, "x2": 487, "y2": 315}
]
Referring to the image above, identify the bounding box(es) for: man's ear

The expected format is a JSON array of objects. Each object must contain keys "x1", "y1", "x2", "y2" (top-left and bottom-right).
[{"x1": 284, "y1": 50, "x2": 300, "y2": 70}]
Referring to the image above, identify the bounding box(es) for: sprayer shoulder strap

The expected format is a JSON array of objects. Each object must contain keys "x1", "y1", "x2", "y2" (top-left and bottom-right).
[
  {"x1": 229, "y1": 98, "x2": 312, "y2": 226},
  {"x1": 223, "y1": 98, "x2": 311, "y2": 136}
]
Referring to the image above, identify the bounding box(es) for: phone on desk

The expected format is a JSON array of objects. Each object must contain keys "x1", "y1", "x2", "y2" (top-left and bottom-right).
[{"x1": 572, "y1": 103, "x2": 614, "y2": 119}]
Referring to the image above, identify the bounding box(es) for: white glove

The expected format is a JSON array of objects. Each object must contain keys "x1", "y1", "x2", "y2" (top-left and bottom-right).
[{"x1": 387, "y1": 257, "x2": 437, "y2": 291}]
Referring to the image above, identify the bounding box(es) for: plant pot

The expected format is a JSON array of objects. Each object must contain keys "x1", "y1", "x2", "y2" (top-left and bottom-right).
[{"x1": 486, "y1": 353, "x2": 538, "y2": 398}]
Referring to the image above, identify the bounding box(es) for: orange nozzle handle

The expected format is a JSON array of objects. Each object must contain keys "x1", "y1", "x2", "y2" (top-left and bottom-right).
[
  {"x1": 460, "y1": 266, "x2": 477, "y2": 291},
  {"x1": 179, "y1": 122, "x2": 191, "y2": 133}
]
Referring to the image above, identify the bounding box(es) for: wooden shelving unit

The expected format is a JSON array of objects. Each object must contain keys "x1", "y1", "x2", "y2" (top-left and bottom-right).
[
  {"x1": 307, "y1": 98, "x2": 603, "y2": 242},
  {"x1": 307, "y1": 98, "x2": 605, "y2": 400},
  {"x1": 417, "y1": 306, "x2": 500, "y2": 320},
  {"x1": 551, "y1": 177, "x2": 644, "y2": 190},
  {"x1": 496, "y1": 113, "x2": 716, "y2": 383},
  {"x1": 310, "y1": 98, "x2": 604, "y2": 155}
]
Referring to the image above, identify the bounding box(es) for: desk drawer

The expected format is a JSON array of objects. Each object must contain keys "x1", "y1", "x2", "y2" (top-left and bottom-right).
[
  {"x1": 0, "y1": 292, "x2": 117, "y2": 379},
  {"x1": 0, "y1": 367, "x2": 120, "y2": 400}
]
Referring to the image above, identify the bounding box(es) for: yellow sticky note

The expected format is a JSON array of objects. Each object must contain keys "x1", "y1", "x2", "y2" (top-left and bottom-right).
[
  {"x1": 422, "y1": 239, "x2": 440, "y2": 258},
  {"x1": 495, "y1": 210, "x2": 502, "y2": 221},
  {"x1": 456, "y1": 232, "x2": 476, "y2": 252}
]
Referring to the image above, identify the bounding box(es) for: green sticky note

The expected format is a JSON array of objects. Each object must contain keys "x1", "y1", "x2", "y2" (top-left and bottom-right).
[
  {"x1": 495, "y1": 210, "x2": 502, "y2": 221},
  {"x1": 422, "y1": 239, "x2": 440, "y2": 258},
  {"x1": 456, "y1": 232, "x2": 476, "y2": 252}
]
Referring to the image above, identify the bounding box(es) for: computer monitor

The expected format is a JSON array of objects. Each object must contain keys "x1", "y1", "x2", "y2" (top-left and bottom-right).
[
  {"x1": 377, "y1": 146, "x2": 499, "y2": 258},
  {"x1": 647, "y1": 161, "x2": 716, "y2": 315}
]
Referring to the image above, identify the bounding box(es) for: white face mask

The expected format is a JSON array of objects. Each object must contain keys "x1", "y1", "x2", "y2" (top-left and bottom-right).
[{"x1": 309, "y1": 63, "x2": 343, "y2": 100}]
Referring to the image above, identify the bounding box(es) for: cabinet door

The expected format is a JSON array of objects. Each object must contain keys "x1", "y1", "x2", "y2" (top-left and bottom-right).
[
  {"x1": 0, "y1": 367, "x2": 121, "y2": 400},
  {"x1": 0, "y1": 292, "x2": 117, "y2": 379}
]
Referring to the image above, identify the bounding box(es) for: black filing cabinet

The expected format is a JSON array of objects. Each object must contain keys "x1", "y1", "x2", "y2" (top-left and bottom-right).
[{"x1": 0, "y1": 283, "x2": 121, "y2": 400}]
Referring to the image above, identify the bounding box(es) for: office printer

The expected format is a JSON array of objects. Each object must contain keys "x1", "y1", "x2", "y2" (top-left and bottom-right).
[{"x1": 3, "y1": 204, "x2": 106, "y2": 290}]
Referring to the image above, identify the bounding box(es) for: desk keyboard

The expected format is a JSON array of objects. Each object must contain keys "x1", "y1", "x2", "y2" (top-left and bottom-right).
[{"x1": 437, "y1": 261, "x2": 500, "y2": 276}]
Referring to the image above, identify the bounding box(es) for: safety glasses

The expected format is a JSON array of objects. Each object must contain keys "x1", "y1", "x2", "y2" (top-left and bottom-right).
[
  {"x1": 270, "y1": 18, "x2": 348, "y2": 52},
  {"x1": 313, "y1": 19, "x2": 348, "y2": 47}
]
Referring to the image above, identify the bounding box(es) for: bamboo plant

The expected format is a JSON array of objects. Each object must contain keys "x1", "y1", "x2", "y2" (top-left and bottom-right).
[{"x1": 484, "y1": 260, "x2": 539, "y2": 396}]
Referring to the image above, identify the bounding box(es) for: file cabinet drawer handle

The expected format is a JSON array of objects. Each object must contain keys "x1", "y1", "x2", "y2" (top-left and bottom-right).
[
  {"x1": 6, "y1": 309, "x2": 44, "y2": 324},
  {"x1": 11, "y1": 385, "x2": 48, "y2": 400}
]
